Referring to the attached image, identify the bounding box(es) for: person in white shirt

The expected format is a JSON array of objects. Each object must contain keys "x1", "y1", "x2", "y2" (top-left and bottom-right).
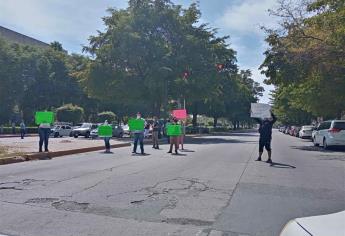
[
  {"x1": 132, "y1": 112, "x2": 146, "y2": 155},
  {"x1": 103, "y1": 120, "x2": 111, "y2": 153}
]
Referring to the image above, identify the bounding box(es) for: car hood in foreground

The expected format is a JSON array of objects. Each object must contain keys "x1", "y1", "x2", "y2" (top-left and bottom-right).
[
  {"x1": 281, "y1": 211, "x2": 345, "y2": 236},
  {"x1": 296, "y1": 211, "x2": 345, "y2": 236}
]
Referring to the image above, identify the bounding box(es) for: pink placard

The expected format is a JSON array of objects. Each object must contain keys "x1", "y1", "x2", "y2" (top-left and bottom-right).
[{"x1": 172, "y1": 109, "x2": 187, "y2": 119}]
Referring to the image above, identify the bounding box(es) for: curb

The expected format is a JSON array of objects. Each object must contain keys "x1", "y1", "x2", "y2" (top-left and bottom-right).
[
  {"x1": 0, "y1": 142, "x2": 131, "y2": 166},
  {"x1": 0, "y1": 134, "x2": 38, "y2": 138}
]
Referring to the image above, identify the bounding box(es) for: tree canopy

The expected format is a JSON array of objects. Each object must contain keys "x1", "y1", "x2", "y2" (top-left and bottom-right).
[{"x1": 261, "y1": 0, "x2": 345, "y2": 122}]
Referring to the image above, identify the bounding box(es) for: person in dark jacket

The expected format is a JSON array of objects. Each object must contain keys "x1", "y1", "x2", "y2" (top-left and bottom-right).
[
  {"x1": 254, "y1": 112, "x2": 277, "y2": 163},
  {"x1": 152, "y1": 117, "x2": 160, "y2": 149}
]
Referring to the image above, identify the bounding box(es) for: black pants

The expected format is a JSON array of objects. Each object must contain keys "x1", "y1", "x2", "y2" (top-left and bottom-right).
[
  {"x1": 259, "y1": 138, "x2": 271, "y2": 152},
  {"x1": 133, "y1": 133, "x2": 144, "y2": 154},
  {"x1": 20, "y1": 129, "x2": 25, "y2": 139},
  {"x1": 39, "y1": 128, "x2": 50, "y2": 152}
]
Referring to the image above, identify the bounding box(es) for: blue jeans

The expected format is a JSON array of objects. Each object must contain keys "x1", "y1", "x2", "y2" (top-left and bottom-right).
[
  {"x1": 104, "y1": 137, "x2": 111, "y2": 150},
  {"x1": 133, "y1": 133, "x2": 144, "y2": 154},
  {"x1": 39, "y1": 128, "x2": 50, "y2": 152}
]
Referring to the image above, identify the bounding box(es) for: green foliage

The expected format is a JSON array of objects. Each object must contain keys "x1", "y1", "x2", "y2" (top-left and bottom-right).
[
  {"x1": 261, "y1": 0, "x2": 345, "y2": 122},
  {"x1": 97, "y1": 111, "x2": 116, "y2": 123},
  {"x1": 79, "y1": 0, "x2": 263, "y2": 125},
  {"x1": 0, "y1": 37, "x2": 85, "y2": 124},
  {"x1": 56, "y1": 104, "x2": 84, "y2": 124}
]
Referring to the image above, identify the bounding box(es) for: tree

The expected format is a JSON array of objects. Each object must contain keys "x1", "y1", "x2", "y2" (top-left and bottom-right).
[
  {"x1": 97, "y1": 111, "x2": 116, "y2": 123},
  {"x1": 261, "y1": 0, "x2": 345, "y2": 120},
  {"x1": 80, "y1": 0, "x2": 239, "y2": 124},
  {"x1": 50, "y1": 41, "x2": 64, "y2": 52},
  {"x1": 56, "y1": 104, "x2": 84, "y2": 124}
]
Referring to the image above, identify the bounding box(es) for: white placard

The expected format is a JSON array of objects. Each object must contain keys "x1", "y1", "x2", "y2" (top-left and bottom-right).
[{"x1": 251, "y1": 103, "x2": 271, "y2": 119}]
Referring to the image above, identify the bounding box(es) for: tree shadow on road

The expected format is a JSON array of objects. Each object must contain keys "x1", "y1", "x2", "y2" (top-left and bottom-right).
[
  {"x1": 290, "y1": 145, "x2": 345, "y2": 153},
  {"x1": 270, "y1": 162, "x2": 296, "y2": 169},
  {"x1": 185, "y1": 136, "x2": 257, "y2": 145}
]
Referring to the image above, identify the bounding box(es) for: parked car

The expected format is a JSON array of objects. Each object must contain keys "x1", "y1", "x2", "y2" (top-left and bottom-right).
[
  {"x1": 313, "y1": 120, "x2": 345, "y2": 149},
  {"x1": 289, "y1": 126, "x2": 296, "y2": 136},
  {"x1": 50, "y1": 125, "x2": 73, "y2": 138},
  {"x1": 299, "y1": 125, "x2": 314, "y2": 139},
  {"x1": 71, "y1": 123, "x2": 98, "y2": 138},
  {"x1": 280, "y1": 210, "x2": 345, "y2": 236},
  {"x1": 284, "y1": 126, "x2": 291, "y2": 134},
  {"x1": 292, "y1": 126, "x2": 301, "y2": 137},
  {"x1": 122, "y1": 124, "x2": 130, "y2": 136},
  {"x1": 90, "y1": 124, "x2": 124, "y2": 139}
]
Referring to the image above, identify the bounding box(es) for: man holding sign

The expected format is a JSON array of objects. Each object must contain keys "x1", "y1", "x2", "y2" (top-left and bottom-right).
[
  {"x1": 167, "y1": 117, "x2": 182, "y2": 155},
  {"x1": 35, "y1": 111, "x2": 54, "y2": 152},
  {"x1": 129, "y1": 112, "x2": 146, "y2": 155},
  {"x1": 99, "y1": 120, "x2": 112, "y2": 153},
  {"x1": 251, "y1": 104, "x2": 277, "y2": 163}
]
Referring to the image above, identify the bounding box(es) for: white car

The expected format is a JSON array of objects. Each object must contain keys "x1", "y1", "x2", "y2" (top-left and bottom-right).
[
  {"x1": 299, "y1": 125, "x2": 315, "y2": 139},
  {"x1": 313, "y1": 120, "x2": 345, "y2": 149},
  {"x1": 280, "y1": 210, "x2": 345, "y2": 236},
  {"x1": 50, "y1": 125, "x2": 72, "y2": 138}
]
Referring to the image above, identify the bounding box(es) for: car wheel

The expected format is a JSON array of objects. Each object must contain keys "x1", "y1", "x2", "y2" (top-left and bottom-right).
[
  {"x1": 54, "y1": 132, "x2": 59, "y2": 138},
  {"x1": 323, "y1": 138, "x2": 329, "y2": 150},
  {"x1": 85, "y1": 132, "x2": 90, "y2": 138},
  {"x1": 119, "y1": 133, "x2": 123, "y2": 138},
  {"x1": 74, "y1": 134, "x2": 78, "y2": 138}
]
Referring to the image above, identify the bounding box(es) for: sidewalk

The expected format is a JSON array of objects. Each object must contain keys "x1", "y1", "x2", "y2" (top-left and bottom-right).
[{"x1": 0, "y1": 136, "x2": 131, "y2": 165}]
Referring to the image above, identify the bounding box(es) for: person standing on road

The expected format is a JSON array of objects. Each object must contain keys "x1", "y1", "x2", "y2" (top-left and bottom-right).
[
  {"x1": 179, "y1": 120, "x2": 186, "y2": 150},
  {"x1": 38, "y1": 122, "x2": 51, "y2": 152},
  {"x1": 152, "y1": 117, "x2": 160, "y2": 149},
  {"x1": 254, "y1": 112, "x2": 277, "y2": 163},
  {"x1": 103, "y1": 120, "x2": 111, "y2": 153},
  {"x1": 167, "y1": 117, "x2": 180, "y2": 155},
  {"x1": 144, "y1": 121, "x2": 150, "y2": 139},
  {"x1": 132, "y1": 112, "x2": 146, "y2": 155},
  {"x1": 20, "y1": 120, "x2": 26, "y2": 139}
]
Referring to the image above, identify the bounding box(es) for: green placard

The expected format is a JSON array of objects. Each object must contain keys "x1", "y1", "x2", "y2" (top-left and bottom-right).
[
  {"x1": 98, "y1": 125, "x2": 113, "y2": 137},
  {"x1": 167, "y1": 124, "x2": 182, "y2": 136},
  {"x1": 129, "y1": 119, "x2": 145, "y2": 131},
  {"x1": 35, "y1": 111, "x2": 54, "y2": 125}
]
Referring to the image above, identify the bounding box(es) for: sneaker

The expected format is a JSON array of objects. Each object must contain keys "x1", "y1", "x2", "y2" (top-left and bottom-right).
[
  {"x1": 167, "y1": 151, "x2": 172, "y2": 153},
  {"x1": 266, "y1": 159, "x2": 273, "y2": 164},
  {"x1": 256, "y1": 157, "x2": 262, "y2": 161}
]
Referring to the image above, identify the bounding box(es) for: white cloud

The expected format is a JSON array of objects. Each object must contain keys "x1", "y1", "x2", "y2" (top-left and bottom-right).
[
  {"x1": 0, "y1": 0, "x2": 127, "y2": 52},
  {"x1": 217, "y1": 0, "x2": 278, "y2": 35}
]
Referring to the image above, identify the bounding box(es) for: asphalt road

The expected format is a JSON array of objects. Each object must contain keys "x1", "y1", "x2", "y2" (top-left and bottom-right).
[{"x1": 0, "y1": 130, "x2": 344, "y2": 236}]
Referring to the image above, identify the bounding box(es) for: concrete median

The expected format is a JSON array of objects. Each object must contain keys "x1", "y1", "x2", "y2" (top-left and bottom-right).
[{"x1": 0, "y1": 142, "x2": 131, "y2": 165}]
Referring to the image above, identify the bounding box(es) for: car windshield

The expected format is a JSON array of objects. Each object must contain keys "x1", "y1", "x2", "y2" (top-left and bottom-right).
[
  {"x1": 333, "y1": 122, "x2": 345, "y2": 130},
  {"x1": 80, "y1": 123, "x2": 91, "y2": 128}
]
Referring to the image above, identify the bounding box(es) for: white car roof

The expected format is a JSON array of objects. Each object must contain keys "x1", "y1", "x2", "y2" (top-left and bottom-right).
[{"x1": 295, "y1": 211, "x2": 345, "y2": 235}]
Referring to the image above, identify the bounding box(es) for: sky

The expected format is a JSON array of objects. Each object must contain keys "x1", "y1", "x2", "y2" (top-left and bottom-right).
[{"x1": 0, "y1": 0, "x2": 278, "y2": 103}]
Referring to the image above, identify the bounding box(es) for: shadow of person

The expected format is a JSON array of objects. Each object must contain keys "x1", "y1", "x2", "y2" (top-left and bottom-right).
[
  {"x1": 132, "y1": 153, "x2": 151, "y2": 156},
  {"x1": 172, "y1": 153, "x2": 187, "y2": 156},
  {"x1": 180, "y1": 149, "x2": 195, "y2": 153},
  {"x1": 270, "y1": 162, "x2": 296, "y2": 169}
]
